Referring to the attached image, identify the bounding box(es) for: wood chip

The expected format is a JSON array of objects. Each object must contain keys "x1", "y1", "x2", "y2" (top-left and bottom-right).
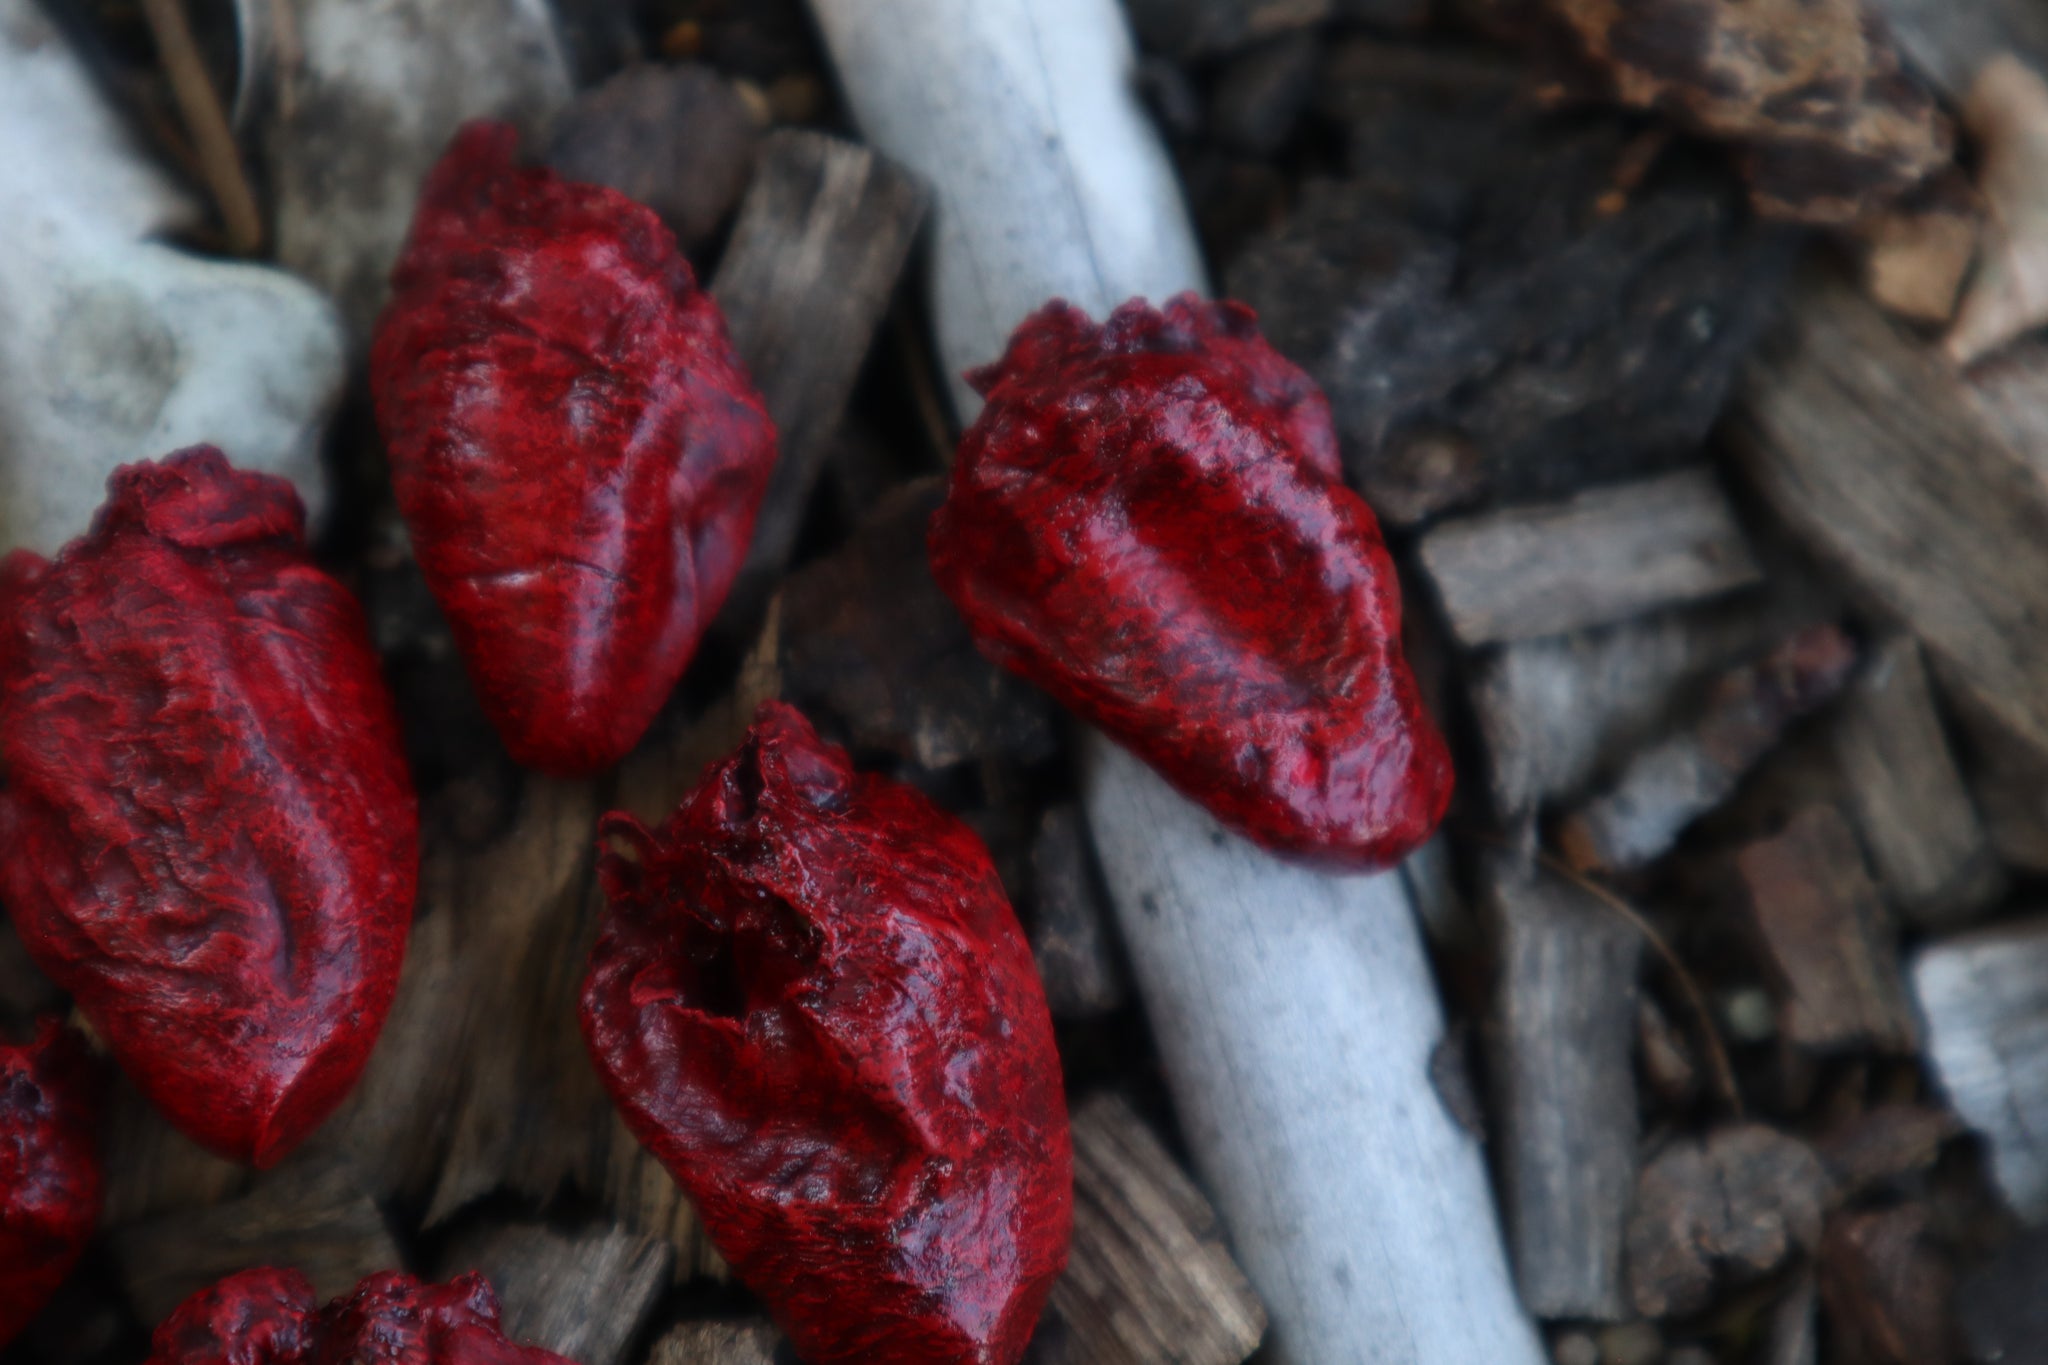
[
  {"x1": 647, "y1": 1320, "x2": 784, "y2": 1365},
  {"x1": 1946, "y1": 57, "x2": 2048, "y2": 366},
  {"x1": 1042, "y1": 1092, "x2": 1267, "y2": 1365},
  {"x1": 1815, "y1": 1103, "x2": 1961, "y2": 1196},
  {"x1": 1910, "y1": 916, "x2": 2048, "y2": 1219},
  {"x1": 545, "y1": 64, "x2": 760, "y2": 249},
  {"x1": 1764, "y1": 1271, "x2": 1819, "y2": 1365},
  {"x1": 1732, "y1": 269, "x2": 2048, "y2": 758},
  {"x1": 1830, "y1": 635, "x2": 2004, "y2": 928},
  {"x1": 711, "y1": 130, "x2": 928, "y2": 617},
  {"x1": 108, "y1": 1155, "x2": 398, "y2": 1327},
  {"x1": 1817, "y1": 1205, "x2": 1958, "y2": 1365},
  {"x1": 435, "y1": 1221, "x2": 672, "y2": 1365},
  {"x1": 1854, "y1": 172, "x2": 1980, "y2": 326},
  {"x1": 1469, "y1": 0, "x2": 1952, "y2": 224},
  {"x1": 1418, "y1": 469, "x2": 1763, "y2": 648},
  {"x1": 1485, "y1": 856, "x2": 1642, "y2": 1320},
  {"x1": 1557, "y1": 626, "x2": 1857, "y2": 872},
  {"x1": 1028, "y1": 804, "x2": 1127, "y2": 1019},
  {"x1": 1870, "y1": 0, "x2": 2048, "y2": 100},
  {"x1": 1470, "y1": 594, "x2": 1809, "y2": 821},
  {"x1": 1954, "y1": 1225, "x2": 2048, "y2": 1365},
  {"x1": 1625, "y1": 1125, "x2": 1832, "y2": 1319},
  {"x1": 1732, "y1": 804, "x2": 1918, "y2": 1055}
]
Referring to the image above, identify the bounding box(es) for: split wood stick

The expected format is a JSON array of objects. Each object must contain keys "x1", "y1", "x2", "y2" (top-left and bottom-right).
[{"x1": 805, "y1": 3, "x2": 1544, "y2": 1360}]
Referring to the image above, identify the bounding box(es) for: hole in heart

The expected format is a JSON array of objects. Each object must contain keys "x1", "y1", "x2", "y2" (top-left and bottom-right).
[{"x1": 674, "y1": 884, "x2": 821, "y2": 1022}]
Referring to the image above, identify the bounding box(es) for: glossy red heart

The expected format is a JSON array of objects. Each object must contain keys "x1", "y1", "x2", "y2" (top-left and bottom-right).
[
  {"x1": 371, "y1": 121, "x2": 778, "y2": 776},
  {"x1": 0, "y1": 1020, "x2": 103, "y2": 1348},
  {"x1": 0, "y1": 448, "x2": 418, "y2": 1167}
]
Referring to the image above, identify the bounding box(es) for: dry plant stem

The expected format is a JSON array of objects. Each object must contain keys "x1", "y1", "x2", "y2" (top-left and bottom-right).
[
  {"x1": 1529, "y1": 846, "x2": 1745, "y2": 1121},
  {"x1": 1947, "y1": 56, "x2": 2048, "y2": 365},
  {"x1": 140, "y1": 0, "x2": 264, "y2": 254}
]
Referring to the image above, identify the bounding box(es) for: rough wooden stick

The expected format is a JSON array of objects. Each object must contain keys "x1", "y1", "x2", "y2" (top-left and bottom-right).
[
  {"x1": 1417, "y1": 469, "x2": 1763, "y2": 648},
  {"x1": 139, "y1": 0, "x2": 264, "y2": 253},
  {"x1": 1485, "y1": 856, "x2": 1641, "y2": 1321},
  {"x1": 805, "y1": 2, "x2": 1543, "y2": 1361},
  {"x1": 712, "y1": 131, "x2": 927, "y2": 613},
  {"x1": 1830, "y1": 635, "x2": 2004, "y2": 928}
]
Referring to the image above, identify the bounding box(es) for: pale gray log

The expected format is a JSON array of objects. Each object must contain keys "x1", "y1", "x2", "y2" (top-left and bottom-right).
[
  {"x1": 1831, "y1": 635, "x2": 2004, "y2": 928},
  {"x1": 712, "y1": 131, "x2": 928, "y2": 612},
  {"x1": 1417, "y1": 469, "x2": 1763, "y2": 647},
  {"x1": 805, "y1": 3, "x2": 1541, "y2": 1359},
  {"x1": 1086, "y1": 743, "x2": 1541, "y2": 1364},
  {"x1": 1911, "y1": 915, "x2": 2048, "y2": 1221},
  {"x1": 436, "y1": 1221, "x2": 671, "y2": 1365},
  {"x1": 1486, "y1": 858, "x2": 1641, "y2": 1320},
  {"x1": 1731, "y1": 270, "x2": 2048, "y2": 758}
]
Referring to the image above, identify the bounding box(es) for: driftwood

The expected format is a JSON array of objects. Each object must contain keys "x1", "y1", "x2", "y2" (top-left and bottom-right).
[
  {"x1": 1910, "y1": 916, "x2": 2048, "y2": 1220},
  {"x1": 1732, "y1": 270, "x2": 2048, "y2": 759},
  {"x1": 435, "y1": 1220, "x2": 673, "y2": 1365},
  {"x1": 1829, "y1": 635, "x2": 2003, "y2": 928},
  {"x1": 1043, "y1": 1093, "x2": 1267, "y2": 1365},
  {"x1": 108, "y1": 1155, "x2": 398, "y2": 1326},
  {"x1": 1558, "y1": 626, "x2": 1857, "y2": 872},
  {"x1": 1484, "y1": 856, "x2": 1641, "y2": 1321},
  {"x1": 805, "y1": 2, "x2": 1542, "y2": 1361},
  {"x1": 1417, "y1": 469, "x2": 1763, "y2": 648},
  {"x1": 1732, "y1": 805, "x2": 1918, "y2": 1056}
]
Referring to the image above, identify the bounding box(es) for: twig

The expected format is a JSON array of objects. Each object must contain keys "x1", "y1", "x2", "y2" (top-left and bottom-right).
[{"x1": 139, "y1": 0, "x2": 265, "y2": 255}]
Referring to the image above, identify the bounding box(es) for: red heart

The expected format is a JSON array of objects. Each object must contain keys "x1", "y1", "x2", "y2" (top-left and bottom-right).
[
  {"x1": 0, "y1": 1021, "x2": 102, "y2": 1348},
  {"x1": 146, "y1": 1268, "x2": 574, "y2": 1364},
  {"x1": 371, "y1": 121, "x2": 778, "y2": 777},
  {"x1": 0, "y1": 449, "x2": 418, "y2": 1167},
  {"x1": 581, "y1": 702, "x2": 1072, "y2": 1365}
]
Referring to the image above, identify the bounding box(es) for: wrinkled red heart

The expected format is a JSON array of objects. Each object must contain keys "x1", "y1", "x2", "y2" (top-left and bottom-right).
[
  {"x1": 581, "y1": 701, "x2": 1072, "y2": 1365},
  {"x1": 0, "y1": 449, "x2": 418, "y2": 1167},
  {"x1": 145, "y1": 1267, "x2": 574, "y2": 1364},
  {"x1": 371, "y1": 120, "x2": 779, "y2": 777},
  {"x1": 0, "y1": 1020, "x2": 103, "y2": 1348}
]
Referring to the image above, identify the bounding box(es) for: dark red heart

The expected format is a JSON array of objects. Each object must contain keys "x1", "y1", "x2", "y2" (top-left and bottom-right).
[
  {"x1": 0, "y1": 448, "x2": 418, "y2": 1167},
  {"x1": 0, "y1": 1020, "x2": 103, "y2": 1348},
  {"x1": 371, "y1": 121, "x2": 779, "y2": 776},
  {"x1": 581, "y1": 702, "x2": 1071, "y2": 1365},
  {"x1": 145, "y1": 1268, "x2": 574, "y2": 1364},
  {"x1": 928, "y1": 294, "x2": 1454, "y2": 870}
]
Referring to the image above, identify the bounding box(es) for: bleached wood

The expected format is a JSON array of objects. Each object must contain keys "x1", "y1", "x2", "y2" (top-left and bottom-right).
[{"x1": 807, "y1": 5, "x2": 1542, "y2": 1358}]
